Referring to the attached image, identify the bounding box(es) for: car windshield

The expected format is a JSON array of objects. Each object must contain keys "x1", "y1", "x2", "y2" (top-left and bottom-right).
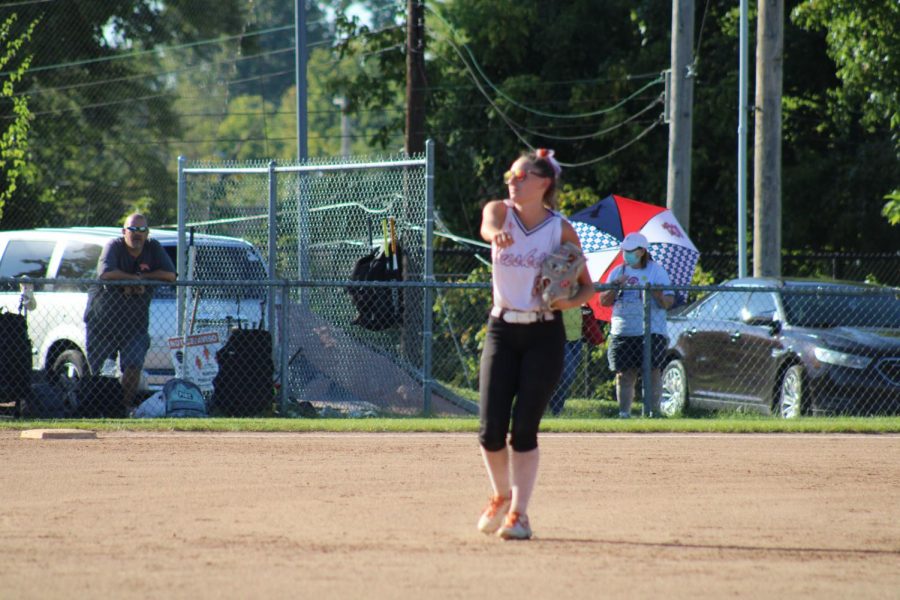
[
  {"x1": 782, "y1": 289, "x2": 900, "y2": 329},
  {"x1": 157, "y1": 245, "x2": 267, "y2": 300}
]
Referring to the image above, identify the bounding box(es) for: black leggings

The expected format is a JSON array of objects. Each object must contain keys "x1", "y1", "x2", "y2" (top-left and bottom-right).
[{"x1": 478, "y1": 315, "x2": 565, "y2": 452}]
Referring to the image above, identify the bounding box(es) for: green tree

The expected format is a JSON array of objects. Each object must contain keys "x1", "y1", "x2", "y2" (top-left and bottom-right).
[
  {"x1": 0, "y1": 14, "x2": 38, "y2": 221},
  {"x1": 793, "y1": 0, "x2": 900, "y2": 226},
  {"x1": 1, "y1": 0, "x2": 247, "y2": 228},
  {"x1": 328, "y1": 0, "x2": 899, "y2": 258}
]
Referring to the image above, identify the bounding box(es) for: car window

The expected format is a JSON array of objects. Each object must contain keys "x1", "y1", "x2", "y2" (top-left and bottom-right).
[
  {"x1": 782, "y1": 290, "x2": 900, "y2": 329},
  {"x1": 744, "y1": 291, "x2": 778, "y2": 321},
  {"x1": 0, "y1": 239, "x2": 56, "y2": 291},
  {"x1": 55, "y1": 241, "x2": 102, "y2": 290},
  {"x1": 156, "y1": 243, "x2": 267, "y2": 300},
  {"x1": 685, "y1": 294, "x2": 720, "y2": 318},
  {"x1": 687, "y1": 290, "x2": 747, "y2": 321},
  {"x1": 194, "y1": 245, "x2": 267, "y2": 300}
]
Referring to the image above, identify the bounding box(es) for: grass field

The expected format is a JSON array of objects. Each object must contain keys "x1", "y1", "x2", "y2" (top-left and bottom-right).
[{"x1": 3, "y1": 415, "x2": 900, "y2": 434}]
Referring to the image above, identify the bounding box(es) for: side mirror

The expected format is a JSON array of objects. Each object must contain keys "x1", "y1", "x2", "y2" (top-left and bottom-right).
[{"x1": 741, "y1": 308, "x2": 777, "y2": 327}]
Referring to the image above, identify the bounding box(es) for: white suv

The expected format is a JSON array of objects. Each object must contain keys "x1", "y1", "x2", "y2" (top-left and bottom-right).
[{"x1": 0, "y1": 227, "x2": 267, "y2": 389}]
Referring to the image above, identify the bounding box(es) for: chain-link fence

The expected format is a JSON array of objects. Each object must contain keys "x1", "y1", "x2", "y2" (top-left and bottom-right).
[
  {"x1": 176, "y1": 146, "x2": 434, "y2": 416},
  {"x1": 428, "y1": 244, "x2": 900, "y2": 288},
  {"x1": 1, "y1": 271, "x2": 898, "y2": 419}
]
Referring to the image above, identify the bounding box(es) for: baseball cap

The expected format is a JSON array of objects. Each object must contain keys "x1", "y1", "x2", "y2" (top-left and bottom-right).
[{"x1": 621, "y1": 232, "x2": 648, "y2": 251}]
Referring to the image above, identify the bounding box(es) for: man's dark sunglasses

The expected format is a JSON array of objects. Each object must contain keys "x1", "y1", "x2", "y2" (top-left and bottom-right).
[{"x1": 125, "y1": 226, "x2": 149, "y2": 232}]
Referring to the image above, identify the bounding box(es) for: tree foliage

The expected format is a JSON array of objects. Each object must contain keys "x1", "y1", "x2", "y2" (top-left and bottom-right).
[
  {"x1": 0, "y1": 0, "x2": 247, "y2": 228},
  {"x1": 792, "y1": 0, "x2": 900, "y2": 227},
  {"x1": 1, "y1": 0, "x2": 897, "y2": 256},
  {"x1": 0, "y1": 14, "x2": 37, "y2": 221},
  {"x1": 328, "y1": 0, "x2": 898, "y2": 253}
]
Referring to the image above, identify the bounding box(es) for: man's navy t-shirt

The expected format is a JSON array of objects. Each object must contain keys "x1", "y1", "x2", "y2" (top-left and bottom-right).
[{"x1": 84, "y1": 237, "x2": 175, "y2": 334}]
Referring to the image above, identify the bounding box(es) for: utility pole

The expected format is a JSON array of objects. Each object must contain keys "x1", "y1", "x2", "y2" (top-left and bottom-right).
[
  {"x1": 753, "y1": 0, "x2": 783, "y2": 277},
  {"x1": 736, "y1": 0, "x2": 750, "y2": 278},
  {"x1": 294, "y1": 0, "x2": 307, "y2": 161},
  {"x1": 405, "y1": 0, "x2": 426, "y2": 155},
  {"x1": 666, "y1": 0, "x2": 695, "y2": 234},
  {"x1": 333, "y1": 96, "x2": 351, "y2": 157}
]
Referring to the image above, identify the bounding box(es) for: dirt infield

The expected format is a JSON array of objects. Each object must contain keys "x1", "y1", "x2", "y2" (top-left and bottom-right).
[{"x1": 1, "y1": 432, "x2": 898, "y2": 599}]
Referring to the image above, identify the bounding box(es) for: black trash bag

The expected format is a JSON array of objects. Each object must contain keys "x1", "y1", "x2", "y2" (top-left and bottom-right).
[
  {"x1": 20, "y1": 383, "x2": 66, "y2": 419},
  {"x1": 71, "y1": 375, "x2": 127, "y2": 419},
  {"x1": 347, "y1": 245, "x2": 403, "y2": 331},
  {"x1": 0, "y1": 309, "x2": 33, "y2": 415},
  {"x1": 210, "y1": 329, "x2": 274, "y2": 417}
]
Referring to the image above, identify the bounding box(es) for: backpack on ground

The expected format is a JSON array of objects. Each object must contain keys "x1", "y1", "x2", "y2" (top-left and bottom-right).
[
  {"x1": 71, "y1": 375, "x2": 127, "y2": 418},
  {"x1": 19, "y1": 383, "x2": 66, "y2": 419},
  {"x1": 210, "y1": 328, "x2": 274, "y2": 417},
  {"x1": 162, "y1": 378, "x2": 208, "y2": 417},
  {"x1": 0, "y1": 308, "x2": 33, "y2": 415}
]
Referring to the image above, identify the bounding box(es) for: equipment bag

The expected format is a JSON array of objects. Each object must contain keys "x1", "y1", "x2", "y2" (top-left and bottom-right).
[
  {"x1": 210, "y1": 328, "x2": 274, "y2": 417},
  {"x1": 0, "y1": 309, "x2": 33, "y2": 413},
  {"x1": 71, "y1": 375, "x2": 127, "y2": 418},
  {"x1": 162, "y1": 378, "x2": 208, "y2": 418},
  {"x1": 347, "y1": 245, "x2": 403, "y2": 331}
]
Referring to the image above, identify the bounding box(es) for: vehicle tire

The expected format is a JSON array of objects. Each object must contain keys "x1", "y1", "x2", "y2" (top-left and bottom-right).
[
  {"x1": 776, "y1": 364, "x2": 806, "y2": 419},
  {"x1": 49, "y1": 349, "x2": 87, "y2": 397},
  {"x1": 660, "y1": 359, "x2": 689, "y2": 417}
]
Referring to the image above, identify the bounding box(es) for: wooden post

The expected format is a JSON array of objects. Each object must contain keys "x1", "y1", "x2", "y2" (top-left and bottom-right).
[
  {"x1": 405, "y1": 0, "x2": 426, "y2": 155},
  {"x1": 666, "y1": 0, "x2": 695, "y2": 234},
  {"x1": 753, "y1": 0, "x2": 783, "y2": 277}
]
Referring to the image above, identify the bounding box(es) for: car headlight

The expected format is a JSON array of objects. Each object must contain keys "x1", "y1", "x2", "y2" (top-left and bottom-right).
[{"x1": 813, "y1": 347, "x2": 871, "y2": 369}]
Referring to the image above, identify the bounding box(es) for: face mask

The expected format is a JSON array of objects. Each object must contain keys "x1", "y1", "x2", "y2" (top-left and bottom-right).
[{"x1": 623, "y1": 249, "x2": 642, "y2": 267}]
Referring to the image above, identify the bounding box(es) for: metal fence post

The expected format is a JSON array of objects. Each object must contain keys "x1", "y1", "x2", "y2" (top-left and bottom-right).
[
  {"x1": 422, "y1": 139, "x2": 435, "y2": 414},
  {"x1": 297, "y1": 169, "x2": 310, "y2": 309},
  {"x1": 176, "y1": 155, "x2": 186, "y2": 337},
  {"x1": 279, "y1": 280, "x2": 290, "y2": 412},
  {"x1": 642, "y1": 283, "x2": 653, "y2": 417},
  {"x1": 267, "y1": 161, "x2": 277, "y2": 331}
]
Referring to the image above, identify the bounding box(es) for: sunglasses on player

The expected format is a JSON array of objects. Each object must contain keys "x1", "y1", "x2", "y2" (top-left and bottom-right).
[
  {"x1": 125, "y1": 226, "x2": 149, "y2": 233},
  {"x1": 503, "y1": 167, "x2": 547, "y2": 184}
]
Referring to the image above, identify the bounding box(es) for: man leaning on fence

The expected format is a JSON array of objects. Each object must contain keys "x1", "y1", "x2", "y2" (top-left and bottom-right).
[{"x1": 83, "y1": 213, "x2": 176, "y2": 411}]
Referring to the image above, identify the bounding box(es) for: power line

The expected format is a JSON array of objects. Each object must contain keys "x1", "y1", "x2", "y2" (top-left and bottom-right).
[
  {"x1": 694, "y1": 0, "x2": 714, "y2": 65},
  {"x1": 0, "y1": 0, "x2": 55, "y2": 8},
  {"x1": 507, "y1": 95, "x2": 664, "y2": 142},
  {"x1": 427, "y1": 5, "x2": 664, "y2": 120},
  {"x1": 556, "y1": 117, "x2": 664, "y2": 168},
  {"x1": 2, "y1": 24, "x2": 295, "y2": 76},
  {"x1": 420, "y1": 71, "x2": 661, "y2": 94},
  {"x1": 8, "y1": 46, "x2": 297, "y2": 99},
  {"x1": 434, "y1": 26, "x2": 665, "y2": 165}
]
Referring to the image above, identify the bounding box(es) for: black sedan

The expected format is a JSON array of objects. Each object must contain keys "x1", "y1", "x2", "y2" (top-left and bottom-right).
[{"x1": 660, "y1": 278, "x2": 900, "y2": 417}]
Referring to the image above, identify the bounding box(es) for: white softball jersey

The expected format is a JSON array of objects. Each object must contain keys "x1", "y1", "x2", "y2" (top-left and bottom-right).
[{"x1": 491, "y1": 199, "x2": 564, "y2": 312}]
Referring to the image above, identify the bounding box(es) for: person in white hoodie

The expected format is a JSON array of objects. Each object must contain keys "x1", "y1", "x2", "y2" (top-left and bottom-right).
[
  {"x1": 475, "y1": 148, "x2": 594, "y2": 540},
  {"x1": 599, "y1": 232, "x2": 675, "y2": 418}
]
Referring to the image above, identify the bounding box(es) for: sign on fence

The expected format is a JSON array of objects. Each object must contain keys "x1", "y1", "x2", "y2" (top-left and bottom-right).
[{"x1": 168, "y1": 332, "x2": 222, "y2": 391}]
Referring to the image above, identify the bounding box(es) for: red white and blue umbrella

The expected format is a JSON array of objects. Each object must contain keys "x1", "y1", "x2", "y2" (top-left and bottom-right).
[{"x1": 568, "y1": 194, "x2": 699, "y2": 321}]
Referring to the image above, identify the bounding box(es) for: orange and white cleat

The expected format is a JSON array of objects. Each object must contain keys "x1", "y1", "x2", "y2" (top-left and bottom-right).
[
  {"x1": 477, "y1": 493, "x2": 512, "y2": 534},
  {"x1": 497, "y1": 511, "x2": 532, "y2": 540}
]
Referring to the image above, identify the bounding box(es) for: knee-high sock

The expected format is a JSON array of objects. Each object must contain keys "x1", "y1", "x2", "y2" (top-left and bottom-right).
[
  {"x1": 480, "y1": 446, "x2": 510, "y2": 497},
  {"x1": 510, "y1": 448, "x2": 540, "y2": 514}
]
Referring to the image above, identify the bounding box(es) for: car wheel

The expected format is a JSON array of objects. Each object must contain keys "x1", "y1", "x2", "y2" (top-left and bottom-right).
[
  {"x1": 49, "y1": 349, "x2": 87, "y2": 400},
  {"x1": 660, "y1": 359, "x2": 689, "y2": 417},
  {"x1": 776, "y1": 364, "x2": 805, "y2": 418}
]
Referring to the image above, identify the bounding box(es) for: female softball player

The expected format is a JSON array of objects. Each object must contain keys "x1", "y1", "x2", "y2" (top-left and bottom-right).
[{"x1": 476, "y1": 148, "x2": 594, "y2": 540}]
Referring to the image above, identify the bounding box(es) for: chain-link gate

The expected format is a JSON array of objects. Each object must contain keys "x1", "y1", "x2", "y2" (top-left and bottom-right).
[{"x1": 177, "y1": 142, "x2": 443, "y2": 415}]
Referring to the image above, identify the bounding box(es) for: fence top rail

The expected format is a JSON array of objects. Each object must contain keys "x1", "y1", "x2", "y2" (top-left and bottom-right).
[
  {"x1": 183, "y1": 158, "x2": 426, "y2": 175},
  {"x1": 5, "y1": 278, "x2": 898, "y2": 296}
]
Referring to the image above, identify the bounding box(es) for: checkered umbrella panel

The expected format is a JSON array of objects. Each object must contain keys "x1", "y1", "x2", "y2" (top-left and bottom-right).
[{"x1": 568, "y1": 195, "x2": 699, "y2": 321}]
